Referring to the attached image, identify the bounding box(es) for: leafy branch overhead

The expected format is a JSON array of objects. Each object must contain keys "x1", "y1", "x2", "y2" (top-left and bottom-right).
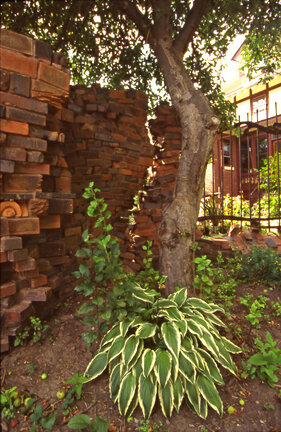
[{"x1": 2, "y1": 0, "x2": 281, "y2": 120}]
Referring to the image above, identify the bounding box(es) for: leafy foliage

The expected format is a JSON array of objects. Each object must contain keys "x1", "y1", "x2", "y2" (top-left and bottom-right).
[
  {"x1": 83, "y1": 285, "x2": 241, "y2": 419},
  {"x1": 241, "y1": 331, "x2": 281, "y2": 387},
  {"x1": 1, "y1": 0, "x2": 280, "y2": 123}
]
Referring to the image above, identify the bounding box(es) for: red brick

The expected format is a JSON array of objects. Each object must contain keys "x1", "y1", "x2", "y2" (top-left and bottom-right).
[
  {"x1": 27, "y1": 151, "x2": 44, "y2": 163},
  {"x1": 0, "y1": 70, "x2": 10, "y2": 91},
  {"x1": 0, "y1": 251, "x2": 7, "y2": 262},
  {"x1": 7, "y1": 248, "x2": 28, "y2": 262},
  {"x1": 7, "y1": 134, "x2": 47, "y2": 151},
  {"x1": 40, "y1": 214, "x2": 61, "y2": 229},
  {"x1": 31, "y1": 274, "x2": 47, "y2": 288},
  {"x1": 0, "y1": 281, "x2": 17, "y2": 298},
  {"x1": 38, "y1": 62, "x2": 70, "y2": 90},
  {"x1": 18, "y1": 286, "x2": 52, "y2": 302},
  {"x1": 39, "y1": 240, "x2": 65, "y2": 257},
  {"x1": 0, "y1": 91, "x2": 48, "y2": 114},
  {"x1": 8, "y1": 217, "x2": 40, "y2": 236},
  {"x1": 48, "y1": 198, "x2": 73, "y2": 214},
  {"x1": 56, "y1": 176, "x2": 71, "y2": 193},
  {"x1": 0, "y1": 160, "x2": 15, "y2": 173},
  {"x1": 0, "y1": 30, "x2": 34, "y2": 56},
  {"x1": 0, "y1": 119, "x2": 28, "y2": 135},
  {"x1": 0, "y1": 48, "x2": 37, "y2": 77},
  {"x1": 10, "y1": 72, "x2": 31, "y2": 97},
  {"x1": 0, "y1": 337, "x2": 9, "y2": 353},
  {"x1": 6, "y1": 106, "x2": 46, "y2": 126},
  {"x1": 12, "y1": 257, "x2": 36, "y2": 272},
  {"x1": 5, "y1": 301, "x2": 32, "y2": 323},
  {"x1": 64, "y1": 226, "x2": 81, "y2": 237},
  {"x1": 0, "y1": 146, "x2": 26, "y2": 161},
  {"x1": 15, "y1": 162, "x2": 49, "y2": 175},
  {"x1": 31, "y1": 79, "x2": 68, "y2": 98},
  {"x1": 4, "y1": 173, "x2": 42, "y2": 192},
  {"x1": 0, "y1": 236, "x2": 22, "y2": 252},
  {"x1": 0, "y1": 217, "x2": 9, "y2": 236},
  {"x1": 17, "y1": 269, "x2": 39, "y2": 280}
]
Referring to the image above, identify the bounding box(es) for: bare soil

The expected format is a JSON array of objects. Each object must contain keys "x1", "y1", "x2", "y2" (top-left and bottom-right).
[{"x1": 1, "y1": 282, "x2": 281, "y2": 432}]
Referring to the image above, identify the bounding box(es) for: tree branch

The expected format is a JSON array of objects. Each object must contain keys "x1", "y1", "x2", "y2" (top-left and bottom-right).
[
  {"x1": 115, "y1": 0, "x2": 153, "y2": 43},
  {"x1": 173, "y1": 0, "x2": 212, "y2": 57},
  {"x1": 151, "y1": 0, "x2": 171, "y2": 38}
]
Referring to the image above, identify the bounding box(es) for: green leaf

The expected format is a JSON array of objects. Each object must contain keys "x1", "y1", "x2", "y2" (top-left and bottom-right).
[
  {"x1": 197, "y1": 373, "x2": 223, "y2": 415},
  {"x1": 118, "y1": 372, "x2": 137, "y2": 416},
  {"x1": 40, "y1": 413, "x2": 56, "y2": 430},
  {"x1": 141, "y1": 349, "x2": 156, "y2": 378},
  {"x1": 197, "y1": 348, "x2": 224, "y2": 385},
  {"x1": 173, "y1": 376, "x2": 184, "y2": 413},
  {"x1": 186, "y1": 318, "x2": 203, "y2": 337},
  {"x1": 79, "y1": 263, "x2": 90, "y2": 277},
  {"x1": 123, "y1": 335, "x2": 139, "y2": 365},
  {"x1": 204, "y1": 312, "x2": 227, "y2": 328},
  {"x1": 185, "y1": 298, "x2": 214, "y2": 312},
  {"x1": 171, "y1": 287, "x2": 187, "y2": 307},
  {"x1": 185, "y1": 381, "x2": 201, "y2": 417},
  {"x1": 157, "y1": 306, "x2": 184, "y2": 321},
  {"x1": 138, "y1": 373, "x2": 157, "y2": 419},
  {"x1": 100, "y1": 323, "x2": 120, "y2": 346},
  {"x1": 120, "y1": 320, "x2": 131, "y2": 337},
  {"x1": 158, "y1": 380, "x2": 174, "y2": 418},
  {"x1": 221, "y1": 336, "x2": 242, "y2": 354},
  {"x1": 135, "y1": 322, "x2": 157, "y2": 339},
  {"x1": 175, "y1": 319, "x2": 188, "y2": 336},
  {"x1": 108, "y1": 335, "x2": 125, "y2": 363},
  {"x1": 154, "y1": 349, "x2": 172, "y2": 388},
  {"x1": 132, "y1": 288, "x2": 154, "y2": 304},
  {"x1": 161, "y1": 321, "x2": 181, "y2": 359},
  {"x1": 84, "y1": 351, "x2": 108, "y2": 382},
  {"x1": 178, "y1": 352, "x2": 196, "y2": 384},
  {"x1": 79, "y1": 302, "x2": 94, "y2": 315},
  {"x1": 110, "y1": 363, "x2": 125, "y2": 403},
  {"x1": 67, "y1": 414, "x2": 91, "y2": 429},
  {"x1": 92, "y1": 415, "x2": 108, "y2": 432},
  {"x1": 126, "y1": 390, "x2": 139, "y2": 418}
]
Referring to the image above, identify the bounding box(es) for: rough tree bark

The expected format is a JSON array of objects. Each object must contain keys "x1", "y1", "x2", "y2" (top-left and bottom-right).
[{"x1": 118, "y1": 0, "x2": 220, "y2": 295}]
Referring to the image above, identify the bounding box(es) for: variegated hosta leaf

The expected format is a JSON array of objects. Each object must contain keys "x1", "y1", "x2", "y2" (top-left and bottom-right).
[
  {"x1": 100, "y1": 323, "x2": 120, "y2": 347},
  {"x1": 84, "y1": 351, "x2": 108, "y2": 382},
  {"x1": 197, "y1": 373, "x2": 223, "y2": 416},
  {"x1": 154, "y1": 299, "x2": 177, "y2": 309},
  {"x1": 173, "y1": 376, "x2": 184, "y2": 413},
  {"x1": 110, "y1": 363, "x2": 125, "y2": 403},
  {"x1": 107, "y1": 335, "x2": 125, "y2": 363},
  {"x1": 204, "y1": 312, "x2": 228, "y2": 328},
  {"x1": 142, "y1": 349, "x2": 156, "y2": 378},
  {"x1": 171, "y1": 354, "x2": 179, "y2": 382},
  {"x1": 123, "y1": 335, "x2": 139, "y2": 365},
  {"x1": 118, "y1": 372, "x2": 137, "y2": 416},
  {"x1": 186, "y1": 318, "x2": 203, "y2": 337},
  {"x1": 138, "y1": 373, "x2": 157, "y2": 419},
  {"x1": 170, "y1": 287, "x2": 187, "y2": 307},
  {"x1": 161, "y1": 321, "x2": 181, "y2": 359},
  {"x1": 185, "y1": 381, "x2": 201, "y2": 417},
  {"x1": 213, "y1": 338, "x2": 238, "y2": 375},
  {"x1": 158, "y1": 380, "x2": 174, "y2": 418},
  {"x1": 120, "y1": 320, "x2": 131, "y2": 337},
  {"x1": 126, "y1": 389, "x2": 139, "y2": 418},
  {"x1": 130, "y1": 316, "x2": 145, "y2": 327},
  {"x1": 98, "y1": 341, "x2": 111, "y2": 354},
  {"x1": 185, "y1": 297, "x2": 215, "y2": 312},
  {"x1": 200, "y1": 331, "x2": 220, "y2": 359},
  {"x1": 199, "y1": 394, "x2": 208, "y2": 419},
  {"x1": 136, "y1": 322, "x2": 157, "y2": 339},
  {"x1": 175, "y1": 319, "x2": 188, "y2": 337},
  {"x1": 181, "y1": 336, "x2": 194, "y2": 351},
  {"x1": 132, "y1": 287, "x2": 154, "y2": 304},
  {"x1": 127, "y1": 339, "x2": 144, "y2": 371},
  {"x1": 197, "y1": 348, "x2": 224, "y2": 385},
  {"x1": 157, "y1": 306, "x2": 184, "y2": 321},
  {"x1": 221, "y1": 336, "x2": 241, "y2": 354},
  {"x1": 179, "y1": 352, "x2": 196, "y2": 384},
  {"x1": 154, "y1": 349, "x2": 172, "y2": 388}
]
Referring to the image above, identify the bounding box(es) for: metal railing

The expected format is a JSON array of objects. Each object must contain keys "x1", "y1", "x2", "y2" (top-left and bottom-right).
[{"x1": 198, "y1": 103, "x2": 281, "y2": 233}]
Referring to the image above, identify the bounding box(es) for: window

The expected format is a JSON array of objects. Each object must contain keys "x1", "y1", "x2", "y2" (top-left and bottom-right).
[
  {"x1": 252, "y1": 94, "x2": 267, "y2": 121},
  {"x1": 223, "y1": 139, "x2": 231, "y2": 166}
]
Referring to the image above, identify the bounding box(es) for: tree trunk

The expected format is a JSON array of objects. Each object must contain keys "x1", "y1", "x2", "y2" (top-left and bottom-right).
[{"x1": 153, "y1": 41, "x2": 220, "y2": 296}]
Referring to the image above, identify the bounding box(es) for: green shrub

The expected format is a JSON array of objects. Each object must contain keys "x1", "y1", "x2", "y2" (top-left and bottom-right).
[
  {"x1": 235, "y1": 245, "x2": 281, "y2": 284},
  {"x1": 83, "y1": 285, "x2": 241, "y2": 419}
]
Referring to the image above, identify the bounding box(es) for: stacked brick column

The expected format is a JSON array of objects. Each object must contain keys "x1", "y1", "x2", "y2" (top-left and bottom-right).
[{"x1": 0, "y1": 30, "x2": 72, "y2": 351}]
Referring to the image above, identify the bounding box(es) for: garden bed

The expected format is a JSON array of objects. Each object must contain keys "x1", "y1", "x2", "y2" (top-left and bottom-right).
[{"x1": 1, "y1": 280, "x2": 281, "y2": 432}]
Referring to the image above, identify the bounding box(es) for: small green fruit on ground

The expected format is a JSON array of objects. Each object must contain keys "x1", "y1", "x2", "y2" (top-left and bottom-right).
[
  {"x1": 227, "y1": 406, "x2": 236, "y2": 414},
  {"x1": 41, "y1": 373, "x2": 48, "y2": 380},
  {"x1": 239, "y1": 399, "x2": 245, "y2": 406},
  {"x1": 13, "y1": 398, "x2": 21, "y2": 408},
  {"x1": 56, "y1": 391, "x2": 65, "y2": 400},
  {"x1": 24, "y1": 398, "x2": 34, "y2": 409}
]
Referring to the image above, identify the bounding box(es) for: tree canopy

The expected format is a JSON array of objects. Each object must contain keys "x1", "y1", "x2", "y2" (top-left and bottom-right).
[{"x1": 2, "y1": 0, "x2": 281, "y2": 124}]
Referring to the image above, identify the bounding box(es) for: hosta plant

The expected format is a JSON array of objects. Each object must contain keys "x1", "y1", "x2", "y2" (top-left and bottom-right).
[{"x1": 82, "y1": 285, "x2": 241, "y2": 419}]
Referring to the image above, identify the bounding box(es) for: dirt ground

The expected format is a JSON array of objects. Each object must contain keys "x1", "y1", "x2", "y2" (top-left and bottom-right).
[{"x1": 1, "y1": 282, "x2": 281, "y2": 432}]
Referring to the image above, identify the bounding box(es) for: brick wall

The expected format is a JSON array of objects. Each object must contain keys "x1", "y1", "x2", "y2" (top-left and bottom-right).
[{"x1": 0, "y1": 29, "x2": 154, "y2": 352}]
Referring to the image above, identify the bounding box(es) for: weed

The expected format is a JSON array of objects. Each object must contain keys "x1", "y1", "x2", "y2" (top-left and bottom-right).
[
  {"x1": 67, "y1": 413, "x2": 108, "y2": 431},
  {"x1": 0, "y1": 386, "x2": 18, "y2": 419},
  {"x1": 14, "y1": 316, "x2": 48, "y2": 347},
  {"x1": 264, "y1": 403, "x2": 275, "y2": 410}
]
